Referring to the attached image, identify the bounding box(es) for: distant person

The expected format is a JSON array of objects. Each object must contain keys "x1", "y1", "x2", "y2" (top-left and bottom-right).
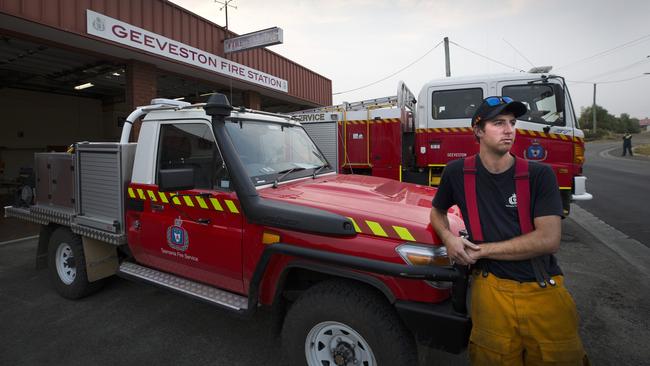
[{"x1": 622, "y1": 133, "x2": 633, "y2": 156}]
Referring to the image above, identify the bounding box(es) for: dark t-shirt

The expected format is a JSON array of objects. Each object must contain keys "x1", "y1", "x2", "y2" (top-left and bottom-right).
[{"x1": 432, "y1": 156, "x2": 563, "y2": 282}]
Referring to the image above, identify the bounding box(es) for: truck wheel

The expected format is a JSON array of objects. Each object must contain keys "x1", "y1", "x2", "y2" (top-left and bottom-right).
[
  {"x1": 561, "y1": 190, "x2": 571, "y2": 216},
  {"x1": 47, "y1": 228, "x2": 104, "y2": 299},
  {"x1": 281, "y1": 280, "x2": 417, "y2": 366}
]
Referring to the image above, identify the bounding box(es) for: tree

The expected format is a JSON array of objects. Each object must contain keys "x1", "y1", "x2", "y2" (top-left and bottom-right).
[
  {"x1": 618, "y1": 113, "x2": 640, "y2": 133},
  {"x1": 579, "y1": 105, "x2": 616, "y2": 131}
]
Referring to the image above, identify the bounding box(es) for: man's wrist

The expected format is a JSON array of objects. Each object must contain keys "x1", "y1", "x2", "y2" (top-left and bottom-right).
[
  {"x1": 440, "y1": 230, "x2": 456, "y2": 245},
  {"x1": 478, "y1": 243, "x2": 493, "y2": 259}
]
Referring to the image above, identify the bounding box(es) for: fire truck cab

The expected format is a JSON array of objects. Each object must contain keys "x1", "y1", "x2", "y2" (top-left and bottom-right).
[{"x1": 417, "y1": 72, "x2": 592, "y2": 211}]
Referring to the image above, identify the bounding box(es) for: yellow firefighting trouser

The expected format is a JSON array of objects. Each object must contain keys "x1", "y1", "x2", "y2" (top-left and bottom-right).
[{"x1": 469, "y1": 271, "x2": 589, "y2": 366}]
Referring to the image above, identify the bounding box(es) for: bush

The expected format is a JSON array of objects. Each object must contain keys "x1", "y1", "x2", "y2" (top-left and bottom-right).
[{"x1": 584, "y1": 129, "x2": 607, "y2": 141}]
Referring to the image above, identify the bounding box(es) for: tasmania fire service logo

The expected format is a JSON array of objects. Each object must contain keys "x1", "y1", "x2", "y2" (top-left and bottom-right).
[
  {"x1": 524, "y1": 140, "x2": 547, "y2": 161},
  {"x1": 91, "y1": 16, "x2": 105, "y2": 32},
  {"x1": 166, "y1": 218, "x2": 189, "y2": 251}
]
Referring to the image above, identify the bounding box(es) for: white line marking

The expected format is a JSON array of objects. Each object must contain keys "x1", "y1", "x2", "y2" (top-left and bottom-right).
[{"x1": 0, "y1": 235, "x2": 39, "y2": 246}]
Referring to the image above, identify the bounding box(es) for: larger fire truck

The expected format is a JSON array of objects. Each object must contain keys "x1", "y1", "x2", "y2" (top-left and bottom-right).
[
  {"x1": 5, "y1": 94, "x2": 471, "y2": 365},
  {"x1": 292, "y1": 70, "x2": 592, "y2": 215}
]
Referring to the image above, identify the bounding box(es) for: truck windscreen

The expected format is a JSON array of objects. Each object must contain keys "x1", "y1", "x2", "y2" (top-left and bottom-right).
[
  {"x1": 502, "y1": 84, "x2": 565, "y2": 126},
  {"x1": 225, "y1": 120, "x2": 329, "y2": 186}
]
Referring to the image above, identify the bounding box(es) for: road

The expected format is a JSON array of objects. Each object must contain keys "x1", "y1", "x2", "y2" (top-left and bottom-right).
[
  {"x1": 578, "y1": 133, "x2": 650, "y2": 247},
  {"x1": 2, "y1": 216, "x2": 649, "y2": 366}
]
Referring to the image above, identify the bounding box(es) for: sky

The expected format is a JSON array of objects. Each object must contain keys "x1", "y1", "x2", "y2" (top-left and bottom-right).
[{"x1": 172, "y1": 0, "x2": 650, "y2": 119}]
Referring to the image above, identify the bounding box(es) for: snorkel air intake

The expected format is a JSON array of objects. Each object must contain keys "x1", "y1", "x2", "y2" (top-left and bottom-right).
[{"x1": 205, "y1": 93, "x2": 355, "y2": 237}]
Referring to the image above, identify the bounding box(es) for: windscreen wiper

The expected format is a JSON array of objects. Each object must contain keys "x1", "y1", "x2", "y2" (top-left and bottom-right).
[
  {"x1": 273, "y1": 167, "x2": 306, "y2": 188},
  {"x1": 312, "y1": 163, "x2": 330, "y2": 178}
]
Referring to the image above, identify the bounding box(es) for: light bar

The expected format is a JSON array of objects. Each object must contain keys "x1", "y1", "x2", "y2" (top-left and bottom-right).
[{"x1": 74, "y1": 82, "x2": 94, "y2": 90}]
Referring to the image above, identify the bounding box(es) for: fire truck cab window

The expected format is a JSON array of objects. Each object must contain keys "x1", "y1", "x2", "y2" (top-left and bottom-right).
[
  {"x1": 431, "y1": 88, "x2": 483, "y2": 120},
  {"x1": 225, "y1": 120, "x2": 329, "y2": 186},
  {"x1": 157, "y1": 123, "x2": 230, "y2": 190},
  {"x1": 502, "y1": 84, "x2": 565, "y2": 126}
]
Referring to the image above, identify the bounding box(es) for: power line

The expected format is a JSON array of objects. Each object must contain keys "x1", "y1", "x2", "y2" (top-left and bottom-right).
[
  {"x1": 598, "y1": 74, "x2": 648, "y2": 84},
  {"x1": 584, "y1": 56, "x2": 650, "y2": 81},
  {"x1": 449, "y1": 40, "x2": 525, "y2": 72},
  {"x1": 333, "y1": 40, "x2": 443, "y2": 95},
  {"x1": 503, "y1": 38, "x2": 535, "y2": 68},
  {"x1": 569, "y1": 74, "x2": 648, "y2": 85},
  {"x1": 556, "y1": 33, "x2": 650, "y2": 71}
]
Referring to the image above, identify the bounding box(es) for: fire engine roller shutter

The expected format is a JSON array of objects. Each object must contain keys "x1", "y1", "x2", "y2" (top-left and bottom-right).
[
  {"x1": 74, "y1": 143, "x2": 136, "y2": 234},
  {"x1": 302, "y1": 121, "x2": 338, "y2": 168}
]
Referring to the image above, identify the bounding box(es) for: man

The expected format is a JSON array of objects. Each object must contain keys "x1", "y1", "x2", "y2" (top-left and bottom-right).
[
  {"x1": 622, "y1": 132, "x2": 633, "y2": 156},
  {"x1": 430, "y1": 96, "x2": 588, "y2": 365}
]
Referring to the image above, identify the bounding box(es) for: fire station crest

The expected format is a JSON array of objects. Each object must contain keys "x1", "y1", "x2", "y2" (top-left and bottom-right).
[
  {"x1": 166, "y1": 218, "x2": 189, "y2": 251},
  {"x1": 524, "y1": 140, "x2": 547, "y2": 161},
  {"x1": 92, "y1": 16, "x2": 105, "y2": 32}
]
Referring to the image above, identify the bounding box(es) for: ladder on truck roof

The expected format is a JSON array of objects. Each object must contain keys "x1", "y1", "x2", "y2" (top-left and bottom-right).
[{"x1": 292, "y1": 81, "x2": 416, "y2": 114}]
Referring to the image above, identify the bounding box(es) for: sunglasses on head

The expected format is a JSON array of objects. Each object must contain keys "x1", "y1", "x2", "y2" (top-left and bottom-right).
[{"x1": 484, "y1": 96, "x2": 513, "y2": 107}]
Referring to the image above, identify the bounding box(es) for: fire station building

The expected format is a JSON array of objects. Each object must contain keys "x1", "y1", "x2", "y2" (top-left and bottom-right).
[{"x1": 0, "y1": 0, "x2": 331, "y2": 187}]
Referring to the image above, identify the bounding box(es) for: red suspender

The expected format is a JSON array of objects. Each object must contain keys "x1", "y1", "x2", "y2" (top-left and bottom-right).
[
  {"x1": 463, "y1": 155, "x2": 483, "y2": 242},
  {"x1": 463, "y1": 155, "x2": 532, "y2": 243},
  {"x1": 514, "y1": 157, "x2": 533, "y2": 234}
]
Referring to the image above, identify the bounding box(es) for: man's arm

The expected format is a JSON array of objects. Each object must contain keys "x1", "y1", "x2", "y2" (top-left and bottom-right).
[
  {"x1": 469, "y1": 215, "x2": 561, "y2": 261},
  {"x1": 430, "y1": 207, "x2": 480, "y2": 265}
]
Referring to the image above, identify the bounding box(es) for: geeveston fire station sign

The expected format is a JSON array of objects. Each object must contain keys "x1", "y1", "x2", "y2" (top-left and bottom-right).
[{"x1": 86, "y1": 10, "x2": 288, "y2": 93}]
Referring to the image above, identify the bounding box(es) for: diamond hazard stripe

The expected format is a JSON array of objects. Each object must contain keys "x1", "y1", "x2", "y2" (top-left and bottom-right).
[
  {"x1": 365, "y1": 220, "x2": 388, "y2": 237},
  {"x1": 210, "y1": 198, "x2": 224, "y2": 211},
  {"x1": 171, "y1": 194, "x2": 182, "y2": 205},
  {"x1": 195, "y1": 196, "x2": 209, "y2": 209},
  {"x1": 393, "y1": 226, "x2": 415, "y2": 241},
  {"x1": 224, "y1": 200, "x2": 239, "y2": 213},
  {"x1": 183, "y1": 196, "x2": 195, "y2": 207},
  {"x1": 347, "y1": 217, "x2": 362, "y2": 233},
  {"x1": 345, "y1": 216, "x2": 418, "y2": 241},
  {"x1": 147, "y1": 190, "x2": 158, "y2": 202},
  {"x1": 416, "y1": 128, "x2": 576, "y2": 141},
  {"x1": 127, "y1": 186, "x2": 240, "y2": 214}
]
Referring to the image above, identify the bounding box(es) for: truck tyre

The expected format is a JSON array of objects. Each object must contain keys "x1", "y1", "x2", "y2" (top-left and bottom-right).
[
  {"x1": 47, "y1": 228, "x2": 104, "y2": 299},
  {"x1": 281, "y1": 280, "x2": 417, "y2": 366},
  {"x1": 561, "y1": 190, "x2": 571, "y2": 216}
]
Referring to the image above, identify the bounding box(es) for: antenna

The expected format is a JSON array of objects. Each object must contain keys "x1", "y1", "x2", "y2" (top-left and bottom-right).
[{"x1": 214, "y1": 0, "x2": 237, "y2": 31}]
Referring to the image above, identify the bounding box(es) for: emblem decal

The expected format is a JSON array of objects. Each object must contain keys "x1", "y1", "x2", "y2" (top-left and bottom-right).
[
  {"x1": 92, "y1": 17, "x2": 105, "y2": 31},
  {"x1": 166, "y1": 218, "x2": 189, "y2": 251},
  {"x1": 524, "y1": 140, "x2": 547, "y2": 161}
]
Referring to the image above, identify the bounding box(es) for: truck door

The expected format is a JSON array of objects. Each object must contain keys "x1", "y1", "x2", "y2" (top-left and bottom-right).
[
  {"x1": 417, "y1": 84, "x2": 486, "y2": 181},
  {"x1": 135, "y1": 122, "x2": 244, "y2": 294},
  {"x1": 499, "y1": 81, "x2": 575, "y2": 194}
]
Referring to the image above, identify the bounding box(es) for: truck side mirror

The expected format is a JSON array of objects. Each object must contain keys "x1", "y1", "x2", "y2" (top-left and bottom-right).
[{"x1": 159, "y1": 168, "x2": 195, "y2": 192}]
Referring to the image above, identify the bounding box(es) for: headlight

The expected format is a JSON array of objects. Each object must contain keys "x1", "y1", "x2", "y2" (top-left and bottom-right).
[
  {"x1": 396, "y1": 243, "x2": 452, "y2": 267},
  {"x1": 396, "y1": 243, "x2": 452, "y2": 289}
]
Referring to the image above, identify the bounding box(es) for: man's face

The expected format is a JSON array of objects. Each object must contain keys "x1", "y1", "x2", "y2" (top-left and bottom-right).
[{"x1": 475, "y1": 112, "x2": 517, "y2": 155}]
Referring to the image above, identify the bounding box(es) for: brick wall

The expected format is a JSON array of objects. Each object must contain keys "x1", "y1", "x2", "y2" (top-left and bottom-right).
[{"x1": 126, "y1": 60, "x2": 157, "y2": 141}]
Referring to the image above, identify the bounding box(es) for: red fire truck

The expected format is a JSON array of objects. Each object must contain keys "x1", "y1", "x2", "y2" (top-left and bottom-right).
[
  {"x1": 293, "y1": 70, "x2": 592, "y2": 215},
  {"x1": 5, "y1": 94, "x2": 470, "y2": 365}
]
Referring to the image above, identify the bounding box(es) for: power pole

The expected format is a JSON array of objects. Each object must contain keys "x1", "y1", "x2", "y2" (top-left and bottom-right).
[
  {"x1": 444, "y1": 37, "x2": 451, "y2": 77},
  {"x1": 215, "y1": 0, "x2": 237, "y2": 31},
  {"x1": 592, "y1": 83, "x2": 597, "y2": 133}
]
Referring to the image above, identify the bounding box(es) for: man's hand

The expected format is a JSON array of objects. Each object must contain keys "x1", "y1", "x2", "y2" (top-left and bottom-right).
[
  {"x1": 445, "y1": 235, "x2": 480, "y2": 265},
  {"x1": 430, "y1": 207, "x2": 481, "y2": 265}
]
